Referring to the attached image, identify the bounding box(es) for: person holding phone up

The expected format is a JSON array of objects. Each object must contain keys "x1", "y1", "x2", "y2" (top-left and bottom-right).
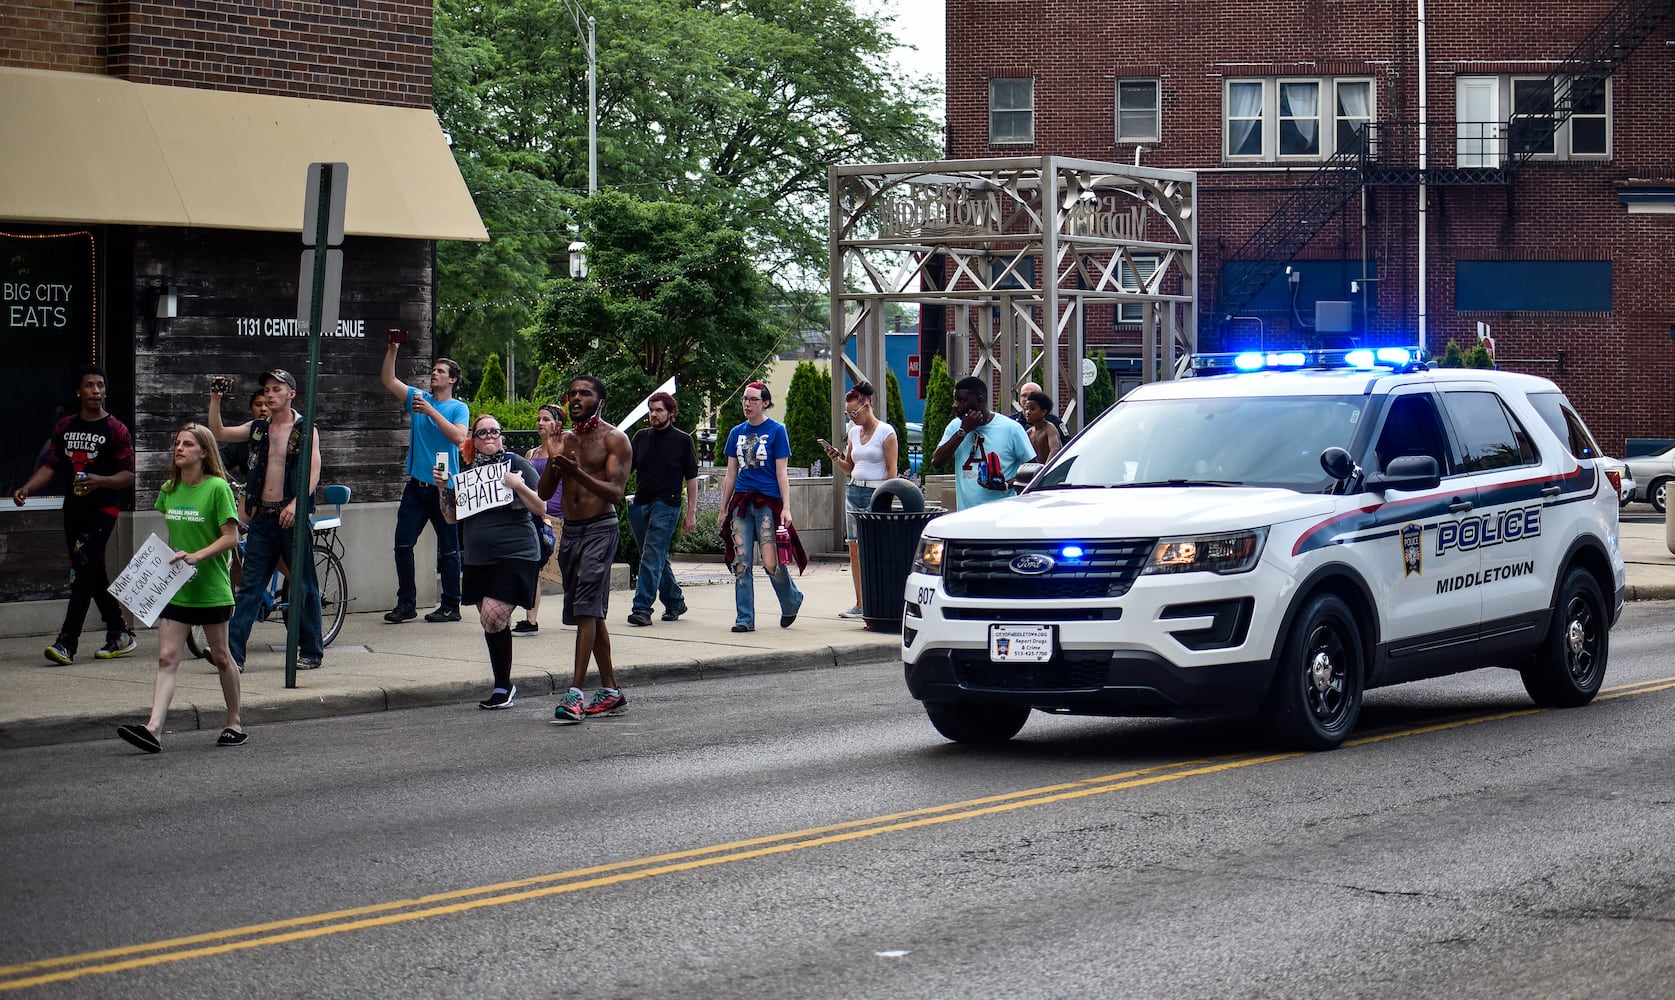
[{"x1": 821, "y1": 381, "x2": 897, "y2": 620}]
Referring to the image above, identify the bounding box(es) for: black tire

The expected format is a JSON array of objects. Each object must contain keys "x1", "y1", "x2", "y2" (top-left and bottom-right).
[
  {"x1": 1520, "y1": 568, "x2": 1608, "y2": 708},
  {"x1": 186, "y1": 625, "x2": 209, "y2": 660},
  {"x1": 1265, "y1": 592, "x2": 1364, "y2": 751},
  {"x1": 314, "y1": 544, "x2": 347, "y2": 647},
  {"x1": 1650, "y1": 477, "x2": 1669, "y2": 515},
  {"x1": 924, "y1": 701, "x2": 1030, "y2": 744}
]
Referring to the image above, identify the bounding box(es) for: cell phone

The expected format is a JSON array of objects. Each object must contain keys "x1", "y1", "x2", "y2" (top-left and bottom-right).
[
  {"x1": 386, "y1": 328, "x2": 408, "y2": 345},
  {"x1": 817, "y1": 438, "x2": 836, "y2": 455},
  {"x1": 210, "y1": 375, "x2": 233, "y2": 395}
]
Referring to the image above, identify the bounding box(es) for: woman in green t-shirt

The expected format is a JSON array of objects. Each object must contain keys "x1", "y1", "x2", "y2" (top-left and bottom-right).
[{"x1": 116, "y1": 423, "x2": 245, "y2": 754}]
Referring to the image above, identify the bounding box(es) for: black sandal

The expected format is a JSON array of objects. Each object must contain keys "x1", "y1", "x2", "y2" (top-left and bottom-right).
[
  {"x1": 117, "y1": 724, "x2": 161, "y2": 754},
  {"x1": 215, "y1": 728, "x2": 249, "y2": 747}
]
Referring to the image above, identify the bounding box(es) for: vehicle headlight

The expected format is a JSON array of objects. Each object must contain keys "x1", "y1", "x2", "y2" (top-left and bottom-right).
[
  {"x1": 913, "y1": 536, "x2": 945, "y2": 576},
  {"x1": 1142, "y1": 528, "x2": 1267, "y2": 576}
]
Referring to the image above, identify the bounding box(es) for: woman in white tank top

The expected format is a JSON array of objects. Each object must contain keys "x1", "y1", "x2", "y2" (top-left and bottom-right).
[{"x1": 820, "y1": 381, "x2": 898, "y2": 620}]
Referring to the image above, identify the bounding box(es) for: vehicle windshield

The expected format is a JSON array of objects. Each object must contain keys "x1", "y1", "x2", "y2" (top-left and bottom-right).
[{"x1": 1030, "y1": 393, "x2": 1368, "y2": 493}]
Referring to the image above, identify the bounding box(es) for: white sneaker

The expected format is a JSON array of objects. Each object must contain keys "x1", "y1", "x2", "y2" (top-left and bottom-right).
[{"x1": 838, "y1": 605, "x2": 864, "y2": 619}]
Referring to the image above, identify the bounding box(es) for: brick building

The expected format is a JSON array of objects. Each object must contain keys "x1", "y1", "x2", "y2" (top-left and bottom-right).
[
  {"x1": 0, "y1": 1, "x2": 484, "y2": 610},
  {"x1": 943, "y1": 0, "x2": 1675, "y2": 453}
]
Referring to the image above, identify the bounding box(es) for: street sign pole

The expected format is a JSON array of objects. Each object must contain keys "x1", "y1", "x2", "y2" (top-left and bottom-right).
[{"x1": 286, "y1": 162, "x2": 346, "y2": 688}]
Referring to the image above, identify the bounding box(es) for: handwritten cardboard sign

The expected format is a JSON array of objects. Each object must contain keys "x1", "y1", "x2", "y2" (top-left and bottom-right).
[
  {"x1": 452, "y1": 462, "x2": 515, "y2": 520},
  {"x1": 109, "y1": 533, "x2": 196, "y2": 628}
]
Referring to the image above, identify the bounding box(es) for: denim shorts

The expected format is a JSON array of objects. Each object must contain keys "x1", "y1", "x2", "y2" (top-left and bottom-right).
[{"x1": 844, "y1": 482, "x2": 877, "y2": 541}]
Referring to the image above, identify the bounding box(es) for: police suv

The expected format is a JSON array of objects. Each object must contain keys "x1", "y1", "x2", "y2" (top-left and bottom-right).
[{"x1": 903, "y1": 348, "x2": 1625, "y2": 750}]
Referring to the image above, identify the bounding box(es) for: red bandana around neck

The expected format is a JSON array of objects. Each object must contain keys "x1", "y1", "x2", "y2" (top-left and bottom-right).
[{"x1": 574, "y1": 413, "x2": 601, "y2": 434}]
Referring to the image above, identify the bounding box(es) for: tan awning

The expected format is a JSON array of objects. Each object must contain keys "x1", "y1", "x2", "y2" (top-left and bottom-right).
[{"x1": 0, "y1": 67, "x2": 487, "y2": 242}]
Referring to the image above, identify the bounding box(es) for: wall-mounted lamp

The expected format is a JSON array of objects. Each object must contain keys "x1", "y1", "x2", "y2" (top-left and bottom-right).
[
  {"x1": 568, "y1": 241, "x2": 588, "y2": 280},
  {"x1": 148, "y1": 284, "x2": 179, "y2": 345}
]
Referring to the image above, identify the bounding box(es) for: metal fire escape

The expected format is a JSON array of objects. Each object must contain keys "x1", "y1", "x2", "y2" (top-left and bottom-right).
[{"x1": 1212, "y1": 0, "x2": 1675, "y2": 324}]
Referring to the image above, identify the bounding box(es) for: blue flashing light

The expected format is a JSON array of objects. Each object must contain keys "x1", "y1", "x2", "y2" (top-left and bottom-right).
[
  {"x1": 1271, "y1": 351, "x2": 1308, "y2": 367},
  {"x1": 1061, "y1": 544, "x2": 1085, "y2": 560},
  {"x1": 1375, "y1": 347, "x2": 1413, "y2": 366},
  {"x1": 1234, "y1": 352, "x2": 1265, "y2": 371},
  {"x1": 1345, "y1": 349, "x2": 1376, "y2": 368},
  {"x1": 1190, "y1": 345, "x2": 1426, "y2": 376}
]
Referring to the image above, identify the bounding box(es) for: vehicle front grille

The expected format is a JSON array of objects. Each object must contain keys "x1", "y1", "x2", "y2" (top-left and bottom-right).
[
  {"x1": 943, "y1": 539, "x2": 1155, "y2": 599},
  {"x1": 952, "y1": 650, "x2": 1112, "y2": 691}
]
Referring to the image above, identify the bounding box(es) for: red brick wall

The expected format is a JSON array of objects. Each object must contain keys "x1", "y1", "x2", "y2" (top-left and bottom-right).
[
  {"x1": 0, "y1": 1, "x2": 106, "y2": 71},
  {"x1": 945, "y1": 0, "x2": 1675, "y2": 450},
  {"x1": 1, "y1": 0, "x2": 432, "y2": 106}
]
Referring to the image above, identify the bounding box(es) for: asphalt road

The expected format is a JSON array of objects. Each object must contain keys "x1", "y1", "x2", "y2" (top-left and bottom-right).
[{"x1": 2, "y1": 602, "x2": 1673, "y2": 1000}]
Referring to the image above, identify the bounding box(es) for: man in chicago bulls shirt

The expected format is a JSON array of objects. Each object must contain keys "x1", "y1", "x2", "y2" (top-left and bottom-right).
[{"x1": 11, "y1": 364, "x2": 137, "y2": 665}]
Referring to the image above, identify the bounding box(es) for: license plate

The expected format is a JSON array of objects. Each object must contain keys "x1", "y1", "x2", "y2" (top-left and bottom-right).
[{"x1": 989, "y1": 624, "x2": 1054, "y2": 663}]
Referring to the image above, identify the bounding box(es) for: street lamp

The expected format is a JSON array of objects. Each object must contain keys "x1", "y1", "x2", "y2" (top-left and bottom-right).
[
  {"x1": 558, "y1": 0, "x2": 597, "y2": 194},
  {"x1": 569, "y1": 240, "x2": 588, "y2": 280}
]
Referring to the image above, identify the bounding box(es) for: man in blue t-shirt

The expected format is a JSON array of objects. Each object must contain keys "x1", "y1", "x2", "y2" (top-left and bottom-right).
[
  {"x1": 380, "y1": 336, "x2": 470, "y2": 623},
  {"x1": 931, "y1": 376, "x2": 1038, "y2": 510}
]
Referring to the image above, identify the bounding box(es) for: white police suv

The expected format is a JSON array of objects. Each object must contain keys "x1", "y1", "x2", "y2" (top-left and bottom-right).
[{"x1": 903, "y1": 348, "x2": 1625, "y2": 750}]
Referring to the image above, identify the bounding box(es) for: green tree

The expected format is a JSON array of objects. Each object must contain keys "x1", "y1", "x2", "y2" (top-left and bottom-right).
[
  {"x1": 883, "y1": 368, "x2": 909, "y2": 475},
  {"x1": 474, "y1": 352, "x2": 507, "y2": 409},
  {"x1": 1439, "y1": 341, "x2": 1466, "y2": 368},
  {"x1": 531, "y1": 191, "x2": 776, "y2": 429},
  {"x1": 432, "y1": 0, "x2": 940, "y2": 280},
  {"x1": 531, "y1": 366, "x2": 564, "y2": 406},
  {"x1": 921, "y1": 354, "x2": 954, "y2": 475},
  {"x1": 1465, "y1": 344, "x2": 1494, "y2": 369},
  {"x1": 1083, "y1": 352, "x2": 1117, "y2": 421},
  {"x1": 783, "y1": 360, "x2": 827, "y2": 471}
]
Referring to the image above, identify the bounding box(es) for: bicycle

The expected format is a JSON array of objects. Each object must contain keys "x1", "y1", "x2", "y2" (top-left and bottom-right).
[{"x1": 187, "y1": 485, "x2": 352, "y2": 659}]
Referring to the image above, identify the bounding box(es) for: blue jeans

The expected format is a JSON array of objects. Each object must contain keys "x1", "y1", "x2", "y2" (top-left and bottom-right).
[
  {"x1": 729, "y1": 500, "x2": 802, "y2": 629},
  {"x1": 629, "y1": 500, "x2": 684, "y2": 616},
  {"x1": 394, "y1": 477, "x2": 461, "y2": 610},
  {"x1": 230, "y1": 511, "x2": 323, "y2": 667}
]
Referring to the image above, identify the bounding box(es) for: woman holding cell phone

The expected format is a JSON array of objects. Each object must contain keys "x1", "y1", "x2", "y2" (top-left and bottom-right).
[
  {"x1": 116, "y1": 423, "x2": 245, "y2": 753},
  {"x1": 820, "y1": 381, "x2": 897, "y2": 620}
]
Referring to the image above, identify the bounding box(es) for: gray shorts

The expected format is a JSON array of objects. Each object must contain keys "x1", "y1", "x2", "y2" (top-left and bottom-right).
[{"x1": 559, "y1": 514, "x2": 619, "y2": 625}]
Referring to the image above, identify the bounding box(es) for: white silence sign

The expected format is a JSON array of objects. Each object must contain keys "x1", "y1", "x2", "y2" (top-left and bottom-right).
[{"x1": 452, "y1": 463, "x2": 515, "y2": 520}]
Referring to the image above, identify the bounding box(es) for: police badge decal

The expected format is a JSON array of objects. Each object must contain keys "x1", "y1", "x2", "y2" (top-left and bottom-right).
[{"x1": 1401, "y1": 523, "x2": 1423, "y2": 576}]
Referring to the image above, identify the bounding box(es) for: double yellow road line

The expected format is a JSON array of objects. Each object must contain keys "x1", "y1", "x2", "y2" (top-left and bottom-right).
[{"x1": 5, "y1": 674, "x2": 1673, "y2": 992}]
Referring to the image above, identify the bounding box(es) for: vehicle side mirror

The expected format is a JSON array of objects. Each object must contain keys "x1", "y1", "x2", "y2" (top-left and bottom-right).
[
  {"x1": 1320, "y1": 447, "x2": 1356, "y2": 481},
  {"x1": 1013, "y1": 462, "x2": 1044, "y2": 487},
  {"x1": 1367, "y1": 454, "x2": 1441, "y2": 493}
]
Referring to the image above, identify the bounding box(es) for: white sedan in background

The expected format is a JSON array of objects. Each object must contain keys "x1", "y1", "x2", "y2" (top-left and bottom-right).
[
  {"x1": 1624, "y1": 444, "x2": 1675, "y2": 513},
  {"x1": 1599, "y1": 457, "x2": 1636, "y2": 508}
]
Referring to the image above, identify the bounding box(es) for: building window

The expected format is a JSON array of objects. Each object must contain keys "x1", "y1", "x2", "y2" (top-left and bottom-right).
[
  {"x1": 1117, "y1": 254, "x2": 1161, "y2": 323},
  {"x1": 1458, "y1": 75, "x2": 1610, "y2": 163},
  {"x1": 1225, "y1": 77, "x2": 1373, "y2": 161},
  {"x1": 989, "y1": 78, "x2": 1033, "y2": 145},
  {"x1": 1115, "y1": 79, "x2": 1160, "y2": 143},
  {"x1": 1226, "y1": 80, "x2": 1264, "y2": 158}
]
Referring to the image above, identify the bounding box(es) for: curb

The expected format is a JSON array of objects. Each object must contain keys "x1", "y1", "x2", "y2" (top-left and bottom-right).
[{"x1": 0, "y1": 637, "x2": 902, "y2": 751}]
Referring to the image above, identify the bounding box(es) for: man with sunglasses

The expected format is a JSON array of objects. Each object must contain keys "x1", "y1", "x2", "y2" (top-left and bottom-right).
[
  {"x1": 929, "y1": 376, "x2": 1036, "y2": 510},
  {"x1": 379, "y1": 336, "x2": 469, "y2": 624}
]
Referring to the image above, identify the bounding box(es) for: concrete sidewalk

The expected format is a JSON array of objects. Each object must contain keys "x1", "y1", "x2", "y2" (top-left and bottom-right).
[{"x1": 3, "y1": 518, "x2": 1671, "y2": 750}]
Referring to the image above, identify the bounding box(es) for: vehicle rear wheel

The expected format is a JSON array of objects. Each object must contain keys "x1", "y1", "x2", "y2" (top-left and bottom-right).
[
  {"x1": 1265, "y1": 592, "x2": 1364, "y2": 751},
  {"x1": 924, "y1": 702, "x2": 1030, "y2": 744},
  {"x1": 1650, "y1": 477, "x2": 1669, "y2": 514},
  {"x1": 1520, "y1": 568, "x2": 1608, "y2": 708}
]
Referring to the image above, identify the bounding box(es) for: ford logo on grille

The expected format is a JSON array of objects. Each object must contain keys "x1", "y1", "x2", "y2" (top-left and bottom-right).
[{"x1": 1009, "y1": 553, "x2": 1056, "y2": 575}]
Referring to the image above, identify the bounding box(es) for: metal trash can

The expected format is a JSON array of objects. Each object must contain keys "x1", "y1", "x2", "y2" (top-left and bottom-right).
[{"x1": 854, "y1": 479, "x2": 945, "y2": 633}]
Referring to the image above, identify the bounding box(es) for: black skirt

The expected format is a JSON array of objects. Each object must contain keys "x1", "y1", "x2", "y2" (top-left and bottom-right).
[
  {"x1": 158, "y1": 603, "x2": 234, "y2": 625},
  {"x1": 461, "y1": 559, "x2": 540, "y2": 610}
]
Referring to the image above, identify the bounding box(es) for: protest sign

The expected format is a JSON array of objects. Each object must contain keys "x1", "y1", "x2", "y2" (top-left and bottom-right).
[
  {"x1": 452, "y1": 463, "x2": 515, "y2": 520},
  {"x1": 109, "y1": 533, "x2": 196, "y2": 628}
]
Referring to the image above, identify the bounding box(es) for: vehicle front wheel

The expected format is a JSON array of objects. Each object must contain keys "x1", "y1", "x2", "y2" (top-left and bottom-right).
[
  {"x1": 1265, "y1": 593, "x2": 1364, "y2": 751},
  {"x1": 1521, "y1": 568, "x2": 1608, "y2": 708},
  {"x1": 924, "y1": 702, "x2": 1030, "y2": 744},
  {"x1": 1649, "y1": 477, "x2": 1669, "y2": 514}
]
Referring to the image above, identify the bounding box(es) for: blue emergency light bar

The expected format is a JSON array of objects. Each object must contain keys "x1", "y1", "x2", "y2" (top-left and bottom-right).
[{"x1": 1189, "y1": 346, "x2": 1426, "y2": 375}]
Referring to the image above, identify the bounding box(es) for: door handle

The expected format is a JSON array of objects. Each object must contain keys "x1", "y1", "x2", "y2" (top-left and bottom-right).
[
  {"x1": 1447, "y1": 499, "x2": 1473, "y2": 514},
  {"x1": 1540, "y1": 485, "x2": 1561, "y2": 497}
]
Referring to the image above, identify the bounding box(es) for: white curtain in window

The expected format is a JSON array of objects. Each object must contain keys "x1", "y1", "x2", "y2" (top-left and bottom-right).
[
  {"x1": 1279, "y1": 82, "x2": 1319, "y2": 155},
  {"x1": 1227, "y1": 82, "x2": 1262, "y2": 156},
  {"x1": 1336, "y1": 81, "x2": 1371, "y2": 153}
]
